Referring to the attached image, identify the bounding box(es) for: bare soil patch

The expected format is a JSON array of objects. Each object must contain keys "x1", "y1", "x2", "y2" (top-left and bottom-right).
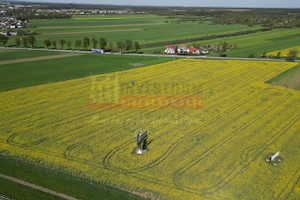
[
  {"x1": 42, "y1": 29, "x2": 143, "y2": 36},
  {"x1": 0, "y1": 53, "x2": 80, "y2": 65}
]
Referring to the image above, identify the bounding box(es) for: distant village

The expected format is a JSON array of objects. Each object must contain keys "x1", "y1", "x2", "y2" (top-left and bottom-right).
[
  {"x1": 0, "y1": 2, "x2": 145, "y2": 37},
  {"x1": 165, "y1": 45, "x2": 209, "y2": 55},
  {"x1": 165, "y1": 44, "x2": 235, "y2": 55}
]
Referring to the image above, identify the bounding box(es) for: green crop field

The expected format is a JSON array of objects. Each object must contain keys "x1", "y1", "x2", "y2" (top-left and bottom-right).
[
  {"x1": 8, "y1": 15, "x2": 262, "y2": 50},
  {"x1": 143, "y1": 27, "x2": 300, "y2": 57},
  {"x1": 6, "y1": 14, "x2": 300, "y2": 59},
  {"x1": 32, "y1": 14, "x2": 166, "y2": 27},
  {"x1": 0, "y1": 49, "x2": 62, "y2": 61},
  {"x1": 267, "y1": 63, "x2": 300, "y2": 90},
  {"x1": 0, "y1": 52, "x2": 173, "y2": 91},
  {"x1": 0, "y1": 155, "x2": 142, "y2": 200}
]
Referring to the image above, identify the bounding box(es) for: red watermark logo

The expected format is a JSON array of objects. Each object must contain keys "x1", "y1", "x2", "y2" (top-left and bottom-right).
[{"x1": 88, "y1": 74, "x2": 202, "y2": 109}]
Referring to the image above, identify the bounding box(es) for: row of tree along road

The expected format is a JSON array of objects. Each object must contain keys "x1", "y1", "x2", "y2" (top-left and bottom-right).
[{"x1": 0, "y1": 34, "x2": 141, "y2": 53}]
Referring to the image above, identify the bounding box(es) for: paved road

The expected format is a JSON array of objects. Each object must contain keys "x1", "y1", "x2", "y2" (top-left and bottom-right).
[
  {"x1": 0, "y1": 174, "x2": 77, "y2": 200},
  {"x1": 0, "y1": 47, "x2": 299, "y2": 62}
]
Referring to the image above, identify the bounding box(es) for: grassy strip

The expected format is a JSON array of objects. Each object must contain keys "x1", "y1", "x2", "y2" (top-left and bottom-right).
[
  {"x1": 0, "y1": 53, "x2": 173, "y2": 91},
  {"x1": 266, "y1": 63, "x2": 300, "y2": 90},
  {"x1": 0, "y1": 178, "x2": 62, "y2": 200},
  {"x1": 0, "y1": 155, "x2": 142, "y2": 200}
]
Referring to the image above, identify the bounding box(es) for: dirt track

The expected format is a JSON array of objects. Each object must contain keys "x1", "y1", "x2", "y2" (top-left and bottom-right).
[
  {"x1": 0, "y1": 53, "x2": 80, "y2": 65},
  {"x1": 0, "y1": 173, "x2": 77, "y2": 200},
  {"x1": 42, "y1": 28, "x2": 143, "y2": 36},
  {"x1": 38, "y1": 22, "x2": 164, "y2": 29}
]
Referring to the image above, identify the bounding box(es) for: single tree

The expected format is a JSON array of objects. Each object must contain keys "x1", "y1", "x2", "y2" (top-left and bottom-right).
[
  {"x1": 66, "y1": 41, "x2": 72, "y2": 49},
  {"x1": 92, "y1": 38, "x2": 98, "y2": 49},
  {"x1": 219, "y1": 41, "x2": 228, "y2": 57},
  {"x1": 15, "y1": 38, "x2": 21, "y2": 47},
  {"x1": 288, "y1": 50, "x2": 298, "y2": 62},
  {"x1": 83, "y1": 37, "x2": 90, "y2": 51},
  {"x1": 275, "y1": 52, "x2": 281, "y2": 59},
  {"x1": 51, "y1": 40, "x2": 57, "y2": 49},
  {"x1": 124, "y1": 39, "x2": 133, "y2": 53},
  {"x1": 134, "y1": 41, "x2": 140, "y2": 53},
  {"x1": 248, "y1": 53, "x2": 255, "y2": 58},
  {"x1": 108, "y1": 41, "x2": 114, "y2": 53},
  {"x1": 44, "y1": 38, "x2": 51, "y2": 49},
  {"x1": 27, "y1": 35, "x2": 36, "y2": 48},
  {"x1": 0, "y1": 34, "x2": 9, "y2": 47},
  {"x1": 22, "y1": 37, "x2": 28, "y2": 47},
  {"x1": 59, "y1": 39, "x2": 66, "y2": 49},
  {"x1": 99, "y1": 37, "x2": 107, "y2": 50},
  {"x1": 261, "y1": 52, "x2": 267, "y2": 58},
  {"x1": 75, "y1": 39, "x2": 82, "y2": 50},
  {"x1": 116, "y1": 41, "x2": 125, "y2": 55}
]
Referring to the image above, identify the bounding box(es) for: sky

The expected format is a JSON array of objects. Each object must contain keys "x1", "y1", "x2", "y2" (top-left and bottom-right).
[{"x1": 17, "y1": 0, "x2": 300, "y2": 8}]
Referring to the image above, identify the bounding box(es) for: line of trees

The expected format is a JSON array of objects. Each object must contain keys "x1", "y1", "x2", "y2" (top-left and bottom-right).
[
  {"x1": 39, "y1": 37, "x2": 141, "y2": 54},
  {"x1": 116, "y1": 39, "x2": 140, "y2": 54},
  {"x1": 0, "y1": 35, "x2": 36, "y2": 47},
  {"x1": 8, "y1": 35, "x2": 142, "y2": 54}
]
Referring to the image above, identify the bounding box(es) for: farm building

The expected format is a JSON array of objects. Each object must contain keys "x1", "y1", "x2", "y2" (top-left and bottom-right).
[
  {"x1": 187, "y1": 48, "x2": 200, "y2": 54},
  {"x1": 177, "y1": 45, "x2": 189, "y2": 54},
  {"x1": 165, "y1": 45, "x2": 177, "y2": 54}
]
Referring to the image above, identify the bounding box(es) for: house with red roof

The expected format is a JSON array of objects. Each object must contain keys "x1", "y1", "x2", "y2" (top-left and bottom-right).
[{"x1": 187, "y1": 48, "x2": 200, "y2": 54}]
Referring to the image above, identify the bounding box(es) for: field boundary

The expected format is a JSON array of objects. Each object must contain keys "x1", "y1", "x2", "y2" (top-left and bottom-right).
[
  {"x1": 0, "y1": 53, "x2": 80, "y2": 65},
  {"x1": 0, "y1": 174, "x2": 77, "y2": 200}
]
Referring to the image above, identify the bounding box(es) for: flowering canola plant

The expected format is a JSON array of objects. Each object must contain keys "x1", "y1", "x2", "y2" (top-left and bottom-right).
[{"x1": 0, "y1": 59, "x2": 299, "y2": 199}]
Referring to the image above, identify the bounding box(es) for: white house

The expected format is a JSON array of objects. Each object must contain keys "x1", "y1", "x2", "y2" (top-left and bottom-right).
[
  {"x1": 165, "y1": 45, "x2": 177, "y2": 54},
  {"x1": 10, "y1": 24, "x2": 17, "y2": 29}
]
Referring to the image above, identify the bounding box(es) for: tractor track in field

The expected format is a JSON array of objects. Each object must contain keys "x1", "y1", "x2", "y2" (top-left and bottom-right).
[
  {"x1": 63, "y1": 62, "x2": 281, "y2": 176},
  {"x1": 172, "y1": 92, "x2": 299, "y2": 196},
  {"x1": 171, "y1": 90, "x2": 293, "y2": 189},
  {"x1": 2, "y1": 59, "x2": 298, "y2": 198},
  {"x1": 101, "y1": 86, "x2": 293, "y2": 195},
  {"x1": 200, "y1": 105, "x2": 300, "y2": 195},
  {"x1": 101, "y1": 63, "x2": 281, "y2": 174},
  {"x1": 0, "y1": 174, "x2": 77, "y2": 200},
  {"x1": 276, "y1": 167, "x2": 300, "y2": 200},
  {"x1": 83, "y1": 64, "x2": 260, "y2": 171},
  {"x1": 102, "y1": 86, "x2": 270, "y2": 173},
  {"x1": 0, "y1": 53, "x2": 80, "y2": 65}
]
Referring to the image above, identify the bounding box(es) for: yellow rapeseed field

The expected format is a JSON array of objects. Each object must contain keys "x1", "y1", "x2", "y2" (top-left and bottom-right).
[
  {"x1": 266, "y1": 46, "x2": 300, "y2": 57},
  {"x1": 0, "y1": 59, "x2": 299, "y2": 199}
]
